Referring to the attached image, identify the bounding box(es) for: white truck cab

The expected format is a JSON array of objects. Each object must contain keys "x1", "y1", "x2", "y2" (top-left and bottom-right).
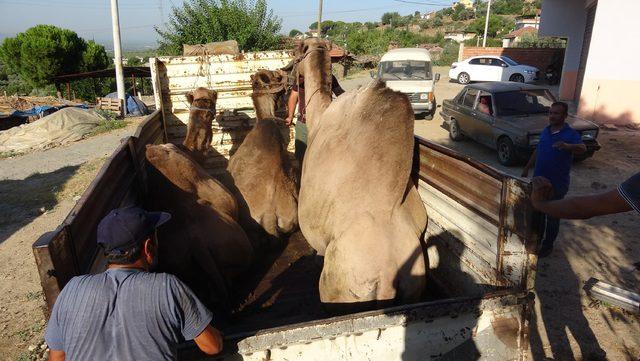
[{"x1": 373, "y1": 48, "x2": 440, "y2": 118}]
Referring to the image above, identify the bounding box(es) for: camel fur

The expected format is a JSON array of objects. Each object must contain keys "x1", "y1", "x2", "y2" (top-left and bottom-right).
[
  {"x1": 295, "y1": 38, "x2": 428, "y2": 308},
  {"x1": 183, "y1": 87, "x2": 217, "y2": 162},
  {"x1": 145, "y1": 143, "x2": 253, "y2": 310},
  {"x1": 227, "y1": 69, "x2": 298, "y2": 244}
]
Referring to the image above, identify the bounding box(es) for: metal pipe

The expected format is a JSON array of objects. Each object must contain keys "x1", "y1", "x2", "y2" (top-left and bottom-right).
[
  {"x1": 482, "y1": 0, "x2": 492, "y2": 47},
  {"x1": 110, "y1": 0, "x2": 127, "y2": 115},
  {"x1": 317, "y1": 0, "x2": 323, "y2": 37}
]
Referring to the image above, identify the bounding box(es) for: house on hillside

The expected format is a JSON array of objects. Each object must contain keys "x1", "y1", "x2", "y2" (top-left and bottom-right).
[
  {"x1": 444, "y1": 31, "x2": 476, "y2": 43},
  {"x1": 515, "y1": 12, "x2": 541, "y2": 30},
  {"x1": 502, "y1": 27, "x2": 538, "y2": 47},
  {"x1": 422, "y1": 11, "x2": 437, "y2": 20},
  {"x1": 453, "y1": 0, "x2": 474, "y2": 10},
  {"x1": 540, "y1": 0, "x2": 639, "y2": 126}
]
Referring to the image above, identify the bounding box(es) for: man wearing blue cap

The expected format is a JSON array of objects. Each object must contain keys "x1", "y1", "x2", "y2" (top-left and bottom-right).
[{"x1": 44, "y1": 206, "x2": 223, "y2": 361}]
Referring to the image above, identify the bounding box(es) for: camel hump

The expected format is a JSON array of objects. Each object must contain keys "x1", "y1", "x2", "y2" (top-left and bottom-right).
[{"x1": 308, "y1": 80, "x2": 415, "y2": 205}]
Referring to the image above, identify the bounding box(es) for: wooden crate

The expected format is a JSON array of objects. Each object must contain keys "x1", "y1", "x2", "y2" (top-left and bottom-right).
[{"x1": 96, "y1": 97, "x2": 123, "y2": 117}]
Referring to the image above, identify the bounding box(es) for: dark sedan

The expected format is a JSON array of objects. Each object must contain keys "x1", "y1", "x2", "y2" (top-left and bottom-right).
[{"x1": 440, "y1": 82, "x2": 601, "y2": 166}]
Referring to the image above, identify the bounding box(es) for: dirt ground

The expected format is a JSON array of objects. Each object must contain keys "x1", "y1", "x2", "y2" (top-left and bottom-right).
[{"x1": 0, "y1": 71, "x2": 639, "y2": 360}]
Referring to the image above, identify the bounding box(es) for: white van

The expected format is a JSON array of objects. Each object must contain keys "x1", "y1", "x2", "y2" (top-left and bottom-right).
[{"x1": 373, "y1": 48, "x2": 440, "y2": 119}]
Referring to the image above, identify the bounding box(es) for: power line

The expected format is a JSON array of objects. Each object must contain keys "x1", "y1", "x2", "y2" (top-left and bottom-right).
[{"x1": 393, "y1": 0, "x2": 453, "y2": 6}]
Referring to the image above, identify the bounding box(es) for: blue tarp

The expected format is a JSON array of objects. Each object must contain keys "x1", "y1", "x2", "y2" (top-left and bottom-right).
[
  {"x1": 104, "y1": 93, "x2": 149, "y2": 116},
  {"x1": 4, "y1": 104, "x2": 88, "y2": 118}
]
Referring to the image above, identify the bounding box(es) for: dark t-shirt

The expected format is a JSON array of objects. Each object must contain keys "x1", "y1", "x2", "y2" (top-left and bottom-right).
[
  {"x1": 619, "y1": 171, "x2": 640, "y2": 213},
  {"x1": 292, "y1": 75, "x2": 344, "y2": 123},
  {"x1": 45, "y1": 268, "x2": 212, "y2": 361},
  {"x1": 533, "y1": 124, "x2": 583, "y2": 197}
]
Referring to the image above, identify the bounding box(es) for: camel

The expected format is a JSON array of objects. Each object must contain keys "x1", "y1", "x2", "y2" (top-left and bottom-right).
[
  {"x1": 145, "y1": 143, "x2": 254, "y2": 311},
  {"x1": 227, "y1": 69, "x2": 298, "y2": 245},
  {"x1": 295, "y1": 38, "x2": 428, "y2": 309},
  {"x1": 183, "y1": 87, "x2": 217, "y2": 162}
]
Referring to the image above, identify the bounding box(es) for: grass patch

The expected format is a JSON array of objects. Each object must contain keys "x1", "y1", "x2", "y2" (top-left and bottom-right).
[
  {"x1": 89, "y1": 119, "x2": 128, "y2": 136},
  {"x1": 0, "y1": 150, "x2": 24, "y2": 159}
]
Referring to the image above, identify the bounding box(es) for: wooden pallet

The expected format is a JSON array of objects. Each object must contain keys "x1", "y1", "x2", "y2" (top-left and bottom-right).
[{"x1": 96, "y1": 97, "x2": 123, "y2": 116}]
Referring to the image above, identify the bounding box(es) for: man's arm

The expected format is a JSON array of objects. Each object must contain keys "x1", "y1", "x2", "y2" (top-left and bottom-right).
[
  {"x1": 194, "y1": 325, "x2": 224, "y2": 355},
  {"x1": 285, "y1": 90, "x2": 298, "y2": 126},
  {"x1": 48, "y1": 350, "x2": 65, "y2": 361},
  {"x1": 553, "y1": 141, "x2": 586, "y2": 155},
  {"x1": 521, "y1": 149, "x2": 536, "y2": 177},
  {"x1": 531, "y1": 177, "x2": 632, "y2": 219}
]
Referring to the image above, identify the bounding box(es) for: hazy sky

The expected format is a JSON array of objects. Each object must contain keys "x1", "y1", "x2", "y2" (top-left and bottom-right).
[{"x1": 0, "y1": 0, "x2": 451, "y2": 49}]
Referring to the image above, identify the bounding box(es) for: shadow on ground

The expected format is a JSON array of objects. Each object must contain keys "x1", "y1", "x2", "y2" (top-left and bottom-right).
[{"x1": 0, "y1": 165, "x2": 80, "y2": 245}]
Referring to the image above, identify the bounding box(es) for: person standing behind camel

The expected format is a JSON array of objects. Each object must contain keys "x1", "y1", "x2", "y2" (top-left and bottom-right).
[
  {"x1": 285, "y1": 74, "x2": 344, "y2": 165},
  {"x1": 521, "y1": 102, "x2": 586, "y2": 258}
]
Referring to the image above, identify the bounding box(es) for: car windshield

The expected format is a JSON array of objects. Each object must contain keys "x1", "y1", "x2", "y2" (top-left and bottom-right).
[
  {"x1": 494, "y1": 89, "x2": 556, "y2": 116},
  {"x1": 379, "y1": 60, "x2": 432, "y2": 80},
  {"x1": 501, "y1": 56, "x2": 519, "y2": 66}
]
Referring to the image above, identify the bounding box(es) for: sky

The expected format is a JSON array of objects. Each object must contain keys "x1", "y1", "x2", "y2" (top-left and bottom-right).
[{"x1": 0, "y1": 0, "x2": 453, "y2": 50}]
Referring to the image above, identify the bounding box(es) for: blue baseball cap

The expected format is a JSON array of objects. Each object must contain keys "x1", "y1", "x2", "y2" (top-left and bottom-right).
[{"x1": 97, "y1": 206, "x2": 171, "y2": 254}]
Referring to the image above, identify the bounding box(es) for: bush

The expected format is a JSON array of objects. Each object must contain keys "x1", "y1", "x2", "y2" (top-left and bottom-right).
[
  {"x1": 289, "y1": 29, "x2": 302, "y2": 37},
  {"x1": 467, "y1": 15, "x2": 509, "y2": 37},
  {"x1": 156, "y1": 0, "x2": 282, "y2": 55}
]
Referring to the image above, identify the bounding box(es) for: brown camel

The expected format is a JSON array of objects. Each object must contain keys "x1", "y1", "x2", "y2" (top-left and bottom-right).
[
  {"x1": 227, "y1": 69, "x2": 298, "y2": 245},
  {"x1": 183, "y1": 87, "x2": 217, "y2": 162},
  {"x1": 295, "y1": 38, "x2": 428, "y2": 309},
  {"x1": 145, "y1": 143, "x2": 254, "y2": 310}
]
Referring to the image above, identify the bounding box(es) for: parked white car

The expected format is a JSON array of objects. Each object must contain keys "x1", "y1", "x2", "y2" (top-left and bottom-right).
[{"x1": 449, "y1": 56, "x2": 539, "y2": 84}]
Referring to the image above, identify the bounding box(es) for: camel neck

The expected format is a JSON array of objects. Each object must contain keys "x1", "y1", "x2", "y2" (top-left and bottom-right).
[
  {"x1": 302, "y1": 71, "x2": 332, "y2": 130},
  {"x1": 253, "y1": 94, "x2": 276, "y2": 120}
]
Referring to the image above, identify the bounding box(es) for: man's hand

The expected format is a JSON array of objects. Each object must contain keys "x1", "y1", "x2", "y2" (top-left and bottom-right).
[
  {"x1": 285, "y1": 116, "x2": 293, "y2": 126},
  {"x1": 531, "y1": 176, "x2": 554, "y2": 206},
  {"x1": 552, "y1": 141, "x2": 570, "y2": 151}
]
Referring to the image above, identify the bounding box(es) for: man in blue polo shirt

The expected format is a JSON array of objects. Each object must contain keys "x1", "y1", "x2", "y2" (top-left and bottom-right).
[
  {"x1": 44, "y1": 207, "x2": 223, "y2": 361},
  {"x1": 521, "y1": 102, "x2": 586, "y2": 257}
]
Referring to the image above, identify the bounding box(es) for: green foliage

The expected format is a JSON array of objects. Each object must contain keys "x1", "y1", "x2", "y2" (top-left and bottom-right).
[
  {"x1": 0, "y1": 25, "x2": 87, "y2": 87},
  {"x1": 0, "y1": 60, "x2": 33, "y2": 95},
  {"x1": 127, "y1": 57, "x2": 143, "y2": 66},
  {"x1": 82, "y1": 40, "x2": 110, "y2": 71},
  {"x1": 451, "y1": 5, "x2": 474, "y2": 21},
  {"x1": 433, "y1": 41, "x2": 461, "y2": 66},
  {"x1": 381, "y1": 12, "x2": 400, "y2": 25},
  {"x1": 514, "y1": 33, "x2": 566, "y2": 48},
  {"x1": 345, "y1": 29, "x2": 445, "y2": 56},
  {"x1": 90, "y1": 117, "x2": 128, "y2": 136},
  {"x1": 467, "y1": 15, "x2": 509, "y2": 37},
  {"x1": 156, "y1": 0, "x2": 282, "y2": 55},
  {"x1": 491, "y1": 0, "x2": 524, "y2": 15},
  {"x1": 289, "y1": 29, "x2": 302, "y2": 37}
]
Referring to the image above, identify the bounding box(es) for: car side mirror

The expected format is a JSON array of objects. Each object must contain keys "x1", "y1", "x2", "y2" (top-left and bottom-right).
[
  {"x1": 435, "y1": 73, "x2": 441, "y2": 82},
  {"x1": 501, "y1": 63, "x2": 508, "y2": 68},
  {"x1": 369, "y1": 70, "x2": 376, "y2": 79}
]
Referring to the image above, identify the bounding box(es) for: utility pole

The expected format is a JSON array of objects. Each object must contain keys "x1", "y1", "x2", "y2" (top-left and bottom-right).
[
  {"x1": 110, "y1": 0, "x2": 126, "y2": 115},
  {"x1": 482, "y1": 0, "x2": 492, "y2": 47},
  {"x1": 317, "y1": 0, "x2": 323, "y2": 37}
]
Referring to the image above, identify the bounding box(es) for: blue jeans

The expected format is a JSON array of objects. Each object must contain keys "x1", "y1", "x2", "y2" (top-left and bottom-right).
[{"x1": 540, "y1": 194, "x2": 565, "y2": 249}]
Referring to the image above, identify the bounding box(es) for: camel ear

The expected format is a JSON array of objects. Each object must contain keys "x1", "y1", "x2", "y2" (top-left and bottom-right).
[
  {"x1": 208, "y1": 89, "x2": 218, "y2": 102},
  {"x1": 186, "y1": 91, "x2": 194, "y2": 104}
]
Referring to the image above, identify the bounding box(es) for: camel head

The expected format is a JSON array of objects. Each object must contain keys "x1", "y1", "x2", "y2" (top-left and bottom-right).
[
  {"x1": 293, "y1": 38, "x2": 332, "y2": 88},
  {"x1": 250, "y1": 69, "x2": 287, "y2": 120},
  {"x1": 186, "y1": 87, "x2": 218, "y2": 117},
  {"x1": 145, "y1": 143, "x2": 177, "y2": 167}
]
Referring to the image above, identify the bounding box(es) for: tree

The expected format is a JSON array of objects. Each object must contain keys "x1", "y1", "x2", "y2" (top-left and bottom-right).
[
  {"x1": 289, "y1": 29, "x2": 302, "y2": 37},
  {"x1": 381, "y1": 12, "x2": 401, "y2": 26},
  {"x1": 156, "y1": 0, "x2": 282, "y2": 55},
  {"x1": 467, "y1": 15, "x2": 508, "y2": 37},
  {"x1": 0, "y1": 25, "x2": 86, "y2": 87},
  {"x1": 82, "y1": 40, "x2": 109, "y2": 71}
]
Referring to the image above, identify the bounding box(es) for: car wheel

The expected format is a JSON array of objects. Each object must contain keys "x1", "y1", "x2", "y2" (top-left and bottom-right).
[
  {"x1": 457, "y1": 72, "x2": 470, "y2": 84},
  {"x1": 497, "y1": 137, "x2": 517, "y2": 166},
  {"x1": 510, "y1": 73, "x2": 525, "y2": 83},
  {"x1": 449, "y1": 119, "x2": 464, "y2": 141}
]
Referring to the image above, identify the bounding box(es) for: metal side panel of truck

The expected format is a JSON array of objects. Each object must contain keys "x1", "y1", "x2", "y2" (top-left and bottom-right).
[{"x1": 33, "y1": 52, "x2": 541, "y2": 361}]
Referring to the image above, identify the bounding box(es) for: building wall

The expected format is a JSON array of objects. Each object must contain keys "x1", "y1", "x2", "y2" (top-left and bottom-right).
[
  {"x1": 539, "y1": 0, "x2": 586, "y2": 100},
  {"x1": 577, "y1": 0, "x2": 640, "y2": 125},
  {"x1": 460, "y1": 47, "x2": 564, "y2": 74}
]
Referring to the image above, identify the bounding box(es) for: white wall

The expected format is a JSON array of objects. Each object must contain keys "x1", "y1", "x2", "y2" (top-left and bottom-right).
[
  {"x1": 583, "y1": 0, "x2": 640, "y2": 81},
  {"x1": 539, "y1": 0, "x2": 586, "y2": 71}
]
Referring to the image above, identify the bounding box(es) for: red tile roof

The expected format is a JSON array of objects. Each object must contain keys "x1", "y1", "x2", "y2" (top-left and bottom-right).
[{"x1": 503, "y1": 26, "x2": 538, "y2": 39}]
